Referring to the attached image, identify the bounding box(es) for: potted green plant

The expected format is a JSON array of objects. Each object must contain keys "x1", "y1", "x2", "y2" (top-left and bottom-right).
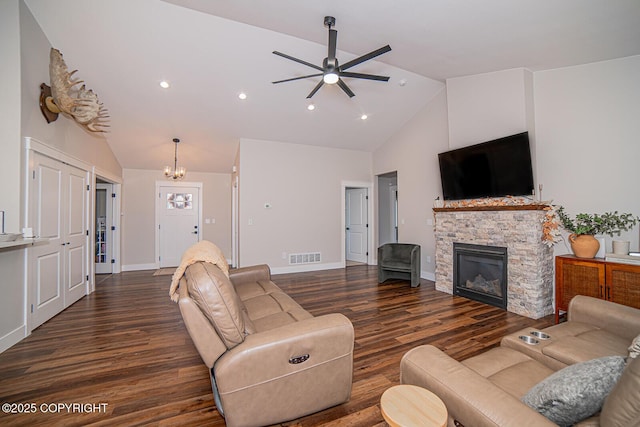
[{"x1": 556, "y1": 207, "x2": 639, "y2": 258}]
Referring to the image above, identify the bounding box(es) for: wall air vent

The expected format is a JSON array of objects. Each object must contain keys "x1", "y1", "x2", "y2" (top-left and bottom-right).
[{"x1": 289, "y1": 252, "x2": 321, "y2": 265}]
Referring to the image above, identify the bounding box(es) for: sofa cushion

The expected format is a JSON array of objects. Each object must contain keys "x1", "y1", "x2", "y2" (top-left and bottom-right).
[
  {"x1": 599, "y1": 355, "x2": 640, "y2": 427},
  {"x1": 522, "y1": 356, "x2": 626, "y2": 427},
  {"x1": 542, "y1": 331, "x2": 630, "y2": 365},
  {"x1": 185, "y1": 262, "x2": 248, "y2": 349},
  {"x1": 463, "y1": 347, "x2": 554, "y2": 398}
]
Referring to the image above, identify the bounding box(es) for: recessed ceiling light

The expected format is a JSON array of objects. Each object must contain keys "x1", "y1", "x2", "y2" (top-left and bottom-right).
[
  {"x1": 361, "y1": 114, "x2": 368, "y2": 120},
  {"x1": 159, "y1": 81, "x2": 170, "y2": 89},
  {"x1": 307, "y1": 104, "x2": 315, "y2": 111},
  {"x1": 238, "y1": 92, "x2": 247, "y2": 100}
]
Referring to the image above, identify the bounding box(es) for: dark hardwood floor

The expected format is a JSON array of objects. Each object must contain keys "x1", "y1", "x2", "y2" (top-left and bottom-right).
[{"x1": 0, "y1": 265, "x2": 553, "y2": 426}]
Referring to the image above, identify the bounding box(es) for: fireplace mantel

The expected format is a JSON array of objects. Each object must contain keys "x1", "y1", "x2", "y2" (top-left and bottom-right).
[{"x1": 433, "y1": 204, "x2": 548, "y2": 213}]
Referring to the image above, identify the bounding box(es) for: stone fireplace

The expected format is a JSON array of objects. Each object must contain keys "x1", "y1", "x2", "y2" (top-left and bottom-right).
[{"x1": 434, "y1": 206, "x2": 554, "y2": 319}]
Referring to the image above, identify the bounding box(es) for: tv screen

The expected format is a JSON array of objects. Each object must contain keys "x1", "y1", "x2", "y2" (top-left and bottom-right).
[{"x1": 438, "y1": 132, "x2": 534, "y2": 201}]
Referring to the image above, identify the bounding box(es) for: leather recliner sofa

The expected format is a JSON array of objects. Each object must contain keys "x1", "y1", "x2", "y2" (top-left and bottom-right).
[
  {"x1": 400, "y1": 296, "x2": 640, "y2": 427},
  {"x1": 173, "y1": 249, "x2": 354, "y2": 426}
]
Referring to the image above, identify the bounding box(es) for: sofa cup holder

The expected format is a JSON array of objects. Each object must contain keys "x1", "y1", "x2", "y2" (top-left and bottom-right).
[
  {"x1": 529, "y1": 331, "x2": 550, "y2": 340},
  {"x1": 518, "y1": 335, "x2": 539, "y2": 345}
]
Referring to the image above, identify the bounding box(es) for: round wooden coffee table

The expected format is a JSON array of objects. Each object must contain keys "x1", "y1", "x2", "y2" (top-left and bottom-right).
[{"x1": 380, "y1": 384, "x2": 447, "y2": 427}]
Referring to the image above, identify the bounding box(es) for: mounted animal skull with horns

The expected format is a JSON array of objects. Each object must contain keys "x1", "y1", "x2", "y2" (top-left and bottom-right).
[{"x1": 41, "y1": 48, "x2": 109, "y2": 133}]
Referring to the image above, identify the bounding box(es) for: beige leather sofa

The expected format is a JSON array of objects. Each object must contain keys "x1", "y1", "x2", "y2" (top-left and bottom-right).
[
  {"x1": 400, "y1": 296, "x2": 640, "y2": 427},
  {"x1": 177, "y1": 262, "x2": 354, "y2": 427}
]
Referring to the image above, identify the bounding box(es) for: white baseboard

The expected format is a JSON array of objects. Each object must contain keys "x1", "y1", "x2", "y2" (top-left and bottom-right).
[
  {"x1": 121, "y1": 263, "x2": 158, "y2": 272},
  {"x1": 0, "y1": 325, "x2": 26, "y2": 354},
  {"x1": 422, "y1": 270, "x2": 435, "y2": 282},
  {"x1": 271, "y1": 262, "x2": 344, "y2": 275}
]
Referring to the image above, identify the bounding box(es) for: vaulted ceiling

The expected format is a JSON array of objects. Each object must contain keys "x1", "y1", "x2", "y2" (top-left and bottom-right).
[{"x1": 25, "y1": 0, "x2": 640, "y2": 173}]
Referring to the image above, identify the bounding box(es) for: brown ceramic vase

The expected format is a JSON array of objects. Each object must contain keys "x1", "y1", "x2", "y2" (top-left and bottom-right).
[{"x1": 569, "y1": 234, "x2": 600, "y2": 258}]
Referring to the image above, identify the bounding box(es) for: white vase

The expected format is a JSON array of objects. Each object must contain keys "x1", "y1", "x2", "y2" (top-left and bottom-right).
[{"x1": 612, "y1": 240, "x2": 630, "y2": 255}]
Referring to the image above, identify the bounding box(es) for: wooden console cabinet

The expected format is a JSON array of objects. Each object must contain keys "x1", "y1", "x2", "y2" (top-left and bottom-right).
[{"x1": 555, "y1": 255, "x2": 640, "y2": 323}]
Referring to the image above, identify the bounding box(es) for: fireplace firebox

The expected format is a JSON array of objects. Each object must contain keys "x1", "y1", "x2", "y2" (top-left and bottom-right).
[{"x1": 453, "y1": 243, "x2": 507, "y2": 310}]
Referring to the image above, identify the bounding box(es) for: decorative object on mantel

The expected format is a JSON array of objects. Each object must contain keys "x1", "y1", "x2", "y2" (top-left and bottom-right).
[
  {"x1": 39, "y1": 48, "x2": 109, "y2": 133},
  {"x1": 164, "y1": 138, "x2": 186, "y2": 180},
  {"x1": 441, "y1": 195, "x2": 540, "y2": 209},
  {"x1": 556, "y1": 207, "x2": 639, "y2": 259}
]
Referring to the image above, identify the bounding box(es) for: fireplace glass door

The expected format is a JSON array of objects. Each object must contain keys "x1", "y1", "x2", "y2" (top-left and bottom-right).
[{"x1": 453, "y1": 243, "x2": 507, "y2": 309}]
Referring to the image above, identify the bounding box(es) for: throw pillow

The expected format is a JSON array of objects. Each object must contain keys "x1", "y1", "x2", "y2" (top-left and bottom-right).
[{"x1": 521, "y1": 356, "x2": 626, "y2": 427}]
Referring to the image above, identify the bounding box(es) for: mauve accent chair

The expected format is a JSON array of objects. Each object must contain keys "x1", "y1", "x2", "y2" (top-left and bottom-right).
[{"x1": 378, "y1": 243, "x2": 421, "y2": 288}]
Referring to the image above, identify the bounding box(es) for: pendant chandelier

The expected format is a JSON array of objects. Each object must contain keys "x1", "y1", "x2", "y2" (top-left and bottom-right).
[{"x1": 164, "y1": 137, "x2": 186, "y2": 180}]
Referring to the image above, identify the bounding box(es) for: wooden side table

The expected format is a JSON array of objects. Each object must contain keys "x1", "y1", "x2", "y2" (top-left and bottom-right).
[{"x1": 380, "y1": 384, "x2": 447, "y2": 427}]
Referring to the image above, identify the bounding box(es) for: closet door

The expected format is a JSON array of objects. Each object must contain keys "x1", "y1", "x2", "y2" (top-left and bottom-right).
[
  {"x1": 64, "y1": 165, "x2": 88, "y2": 305},
  {"x1": 29, "y1": 153, "x2": 88, "y2": 329}
]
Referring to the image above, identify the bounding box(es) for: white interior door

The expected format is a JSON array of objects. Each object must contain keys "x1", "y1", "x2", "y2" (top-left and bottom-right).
[
  {"x1": 346, "y1": 188, "x2": 368, "y2": 263},
  {"x1": 65, "y1": 166, "x2": 88, "y2": 305},
  {"x1": 158, "y1": 186, "x2": 200, "y2": 267},
  {"x1": 29, "y1": 153, "x2": 88, "y2": 329}
]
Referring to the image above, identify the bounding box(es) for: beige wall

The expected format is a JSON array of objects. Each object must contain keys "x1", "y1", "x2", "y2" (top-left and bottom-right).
[
  {"x1": 534, "y1": 56, "x2": 640, "y2": 254},
  {"x1": 1, "y1": 0, "x2": 22, "y2": 233},
  {"x1": 0, "y1": 0, "x2": 26, "y2": 353},
  {"x1": 121, "y1": 168, "x2": 232, "y2": 269},
  {"x1": 447, "y1": 68, "x2": 534, "y2": 149},
  {"x1": 238, "y1": 139, "x2": 372, "y2": 271},
  {"x1": 373, "y1": 89, "x2": 450, "y2": 280}
]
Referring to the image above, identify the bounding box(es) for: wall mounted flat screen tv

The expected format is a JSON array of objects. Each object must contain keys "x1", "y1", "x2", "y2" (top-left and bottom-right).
[{"x1": 438, "y1": 132, "x2": 534, "y2": 201}]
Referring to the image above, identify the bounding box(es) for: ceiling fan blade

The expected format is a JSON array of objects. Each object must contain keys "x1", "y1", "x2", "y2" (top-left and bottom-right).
[
  {"x1": 340, "y1": 45, "x2": 392, "y2": 71},
  {"x1": 272, "y1": 73, "x2": 323, "y2": 84},
  {"x1": 306, "y1": 80, "x2": 325, "y2": 98},
  {"x1": 328, "y1": 29, "x2": 337, "y2": 61},
  {"x1": 339, "y1": 71, "x2": 390, "y2": 81},
  {"x1": 273, "y1": 51, "x2": 324, "y2": 71},
  {"x1": 337, "y1": 79, "x2": 355, "y2": 98}
]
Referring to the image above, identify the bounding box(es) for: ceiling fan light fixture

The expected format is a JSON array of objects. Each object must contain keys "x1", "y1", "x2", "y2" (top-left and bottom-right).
[
  {"x1": 272, "y1": 16, "x2": 391, "y2": 98},
  {"x1": 323, "y1": 72, "x2": 339, "y2": 85}
]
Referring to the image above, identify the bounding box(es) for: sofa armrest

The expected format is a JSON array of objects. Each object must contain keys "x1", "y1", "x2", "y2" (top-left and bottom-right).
[
  {"x1": 229, "y1": 264, "x2": 271, "y2": 286},
  {"x1": 400, "y1": 345, "x2": 556, "y2": 427},
  {"x1": 568, "y1": 295, "x2": 640, "y2": 341},
  {"x1": 214, "y1": 313, "x2": 354, "y2": 392},
  {"x1": 213, "y1": 313, "x2": 354, "y2": 427}
]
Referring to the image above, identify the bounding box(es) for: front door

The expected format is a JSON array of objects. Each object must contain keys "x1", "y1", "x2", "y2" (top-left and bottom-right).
[
  {"x1": 346, "y1": 188, "x2": 368, "y2": 263},
  {"x1": 158, "y1": 186, "x2": 200, "y2": 267}
]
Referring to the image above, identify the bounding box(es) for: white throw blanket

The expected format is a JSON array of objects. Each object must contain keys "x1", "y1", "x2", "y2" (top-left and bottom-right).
[
  {"x1": 169, "y1": 240, "x2": 229, "y2": 302},
  {"x1": 629, "y1": 334, "x2": 640, "y2": 360}
]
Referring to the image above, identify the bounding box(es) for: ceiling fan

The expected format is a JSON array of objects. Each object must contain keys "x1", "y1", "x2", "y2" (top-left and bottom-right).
[{"x1": 272, "y1": 16, "x2": 391, "y2": 98}]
